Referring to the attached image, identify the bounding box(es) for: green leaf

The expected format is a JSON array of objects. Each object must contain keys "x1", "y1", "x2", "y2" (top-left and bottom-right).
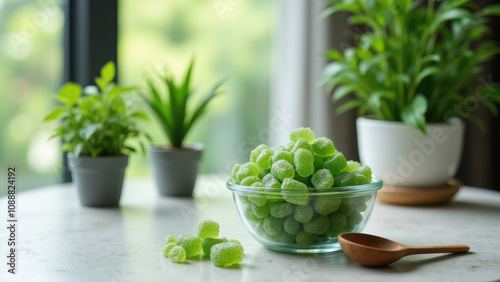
[
  {"x1": 359, "y1": 55, "x2": 383, "y2": 75},
  {"x1": 61, "y1": 143, "x2": 73, "y2": 152},
  {"x1": 184, "y1": 80, "x2": 225, "y2": 141},
  {"x1": 56, "y1": 82, "x2": 81, "y2": 108},
  {"x1": 107, "y1": 86, "x2": 135, "y2": 100},
  {"x1": 79, "y1": 123, "x2": 102, "y2": 141},
  {"x1": 323, "y1": 49, "x2": 344, "y2": 62},
  {"x1": 421, "y1": 54, "x2": 441, "y2": 64},
  {"x1": 368, "y1": 90, "x2": 395, "y2": 109},
  {"x1": 332, "y1": 85, "x2": 359, "y2": 101},
  {"x1": 431, "y1": 8, "x2": 477, "y2": 31},
  {"x1": 401, "y1": 94, "x2": 428, "y2": 134},
  {"x1": 131, "y1": 111, "x2": 149, "y2": 120},
  {"x1": 74, "y1": 143, "x2": 83, "y2": 157},
  {"x1": 336, "y1": 99, "x2": 364, "y2": 115},
  {"x1": 44, "y1": 107, "x2": 65, "y2": 121},
  {"x1": 478, "y1": 4, "x2": 500, "y2": 16},
  {"x1": 320, "y1": 62, "x2": 346, "y2": 85},
  {"x1": 95, "y1": 77, "x2": 107, "y2": 91},
  {"x1": 100, "y1": 61, "x2": 116, "y2": 83},
  {"x1": 415, "y1": 66, "x2": 440, "y2": 87}
]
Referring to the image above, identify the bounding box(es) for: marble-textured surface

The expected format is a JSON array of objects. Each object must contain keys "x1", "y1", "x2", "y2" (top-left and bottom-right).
[{"x1": 1, "y1": 175, "x2": 499, "y2": 282}]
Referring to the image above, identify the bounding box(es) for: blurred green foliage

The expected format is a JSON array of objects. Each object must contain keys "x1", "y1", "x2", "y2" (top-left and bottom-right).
[
  {"x1": 0, "y1": 0, "x2": 64, "y2": 195},
  {"x1": 0, "y1": 0, "x2": 275, "y2": 196},
  {"x1": 119, "y1": 0, "x2": 275, "y2": 177}
]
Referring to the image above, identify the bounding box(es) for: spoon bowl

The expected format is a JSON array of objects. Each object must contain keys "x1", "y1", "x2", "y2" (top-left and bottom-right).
[{"x1": 338, "y1": 233, "x2": 469, "y2": 267}]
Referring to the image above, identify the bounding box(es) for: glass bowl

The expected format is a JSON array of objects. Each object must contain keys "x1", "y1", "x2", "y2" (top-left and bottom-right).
[{"x1": 227, "y1": 177, "x2": 383, "y2": 253}]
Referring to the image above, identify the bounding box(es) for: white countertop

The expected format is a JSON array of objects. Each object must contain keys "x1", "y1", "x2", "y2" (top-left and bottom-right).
[{"x1": 1, "y1": 175, "x2": 499, "y2": 282}]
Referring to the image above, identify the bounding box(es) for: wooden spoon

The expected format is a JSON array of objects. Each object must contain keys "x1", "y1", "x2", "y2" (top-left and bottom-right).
[{"x1": 338, "y1": 233, "x2": 470, "y2": 267}]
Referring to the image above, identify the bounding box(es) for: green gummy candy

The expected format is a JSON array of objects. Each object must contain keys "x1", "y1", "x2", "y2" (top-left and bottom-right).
[
  {"x1": 313, "y1": 156, "x2": 325, "y2": 172},
  {"x1": 277, "y1": 231, "x2": 296, "y2": 244},
  {"x1": 244, "y1": 204, "x2": 264, "y2": 223},
  {"x1": 251, "y1": 182, "x2": 265, "y2": 188},
  {"x1": 251, "y1": 144, "x2": 270, "y2": 163},
  {"x1": 333, "y1": 172, "x2": 358, "y2": 187},
  {"x1": 291, "y1": 139, "x2": 314, "y2": 154},
  {"x1": 252, "y1": 202, "x2": 271, "y2": 218},
  {"x1": 263, "y1": 216, "x2": 284, "y2": 236},
  {"x1": 178, "y1": 234, "x2": 202, "y2": 258},
  {"x1": 272, "y1": 150, "x2": 294, "y2": 166},
  {"x1": 255, "y1": 222, "x2": 267, "y2": 237},
  {"x1": 262, "y1": 173, "x2": 275, "y2": 185},
  {"x1": 197, "y1": 220, "x2": 220, "y2": 239},
  {"x1": 210, "y1": 242, "x2": 244, "y2": 267},
  {"x1": 168, "y1": 246, "x2": 186, "y2": 263},
  {"x1": 312, "y1": 137, "x2": 336, "y2": 157},
  {"x1": 355, "y1": 165, "x2": 372, "y2": 181},
  {"x1": 284, "y1": 216, "x2": 300, "y2": 235},
  {"x1": 290, "y1": 127, "x2": 315, "y2": 144},
  {"x1": 345, "y1": 161, "x2": 361, "y2": 172},
  {"x1": 354, "y1": 173, "x2": 369, "y2": 185},
  {"x1": 293, "y1": 204, "x2": 314, "y2": 224},
  {"x1": 313, "y1": 198, "x2": 341, "y2": 216},
  {"x1": 240, "y1": 176, "x2": 261, "y2": 186},
  {"x1": 270, "y1": 202, "x2": 293, "y2": 218},
  {"x1": 329, "y1": 212, "x2": 347, "y2": 231},
  {"x1": 239, "y1": 195, "x2": 251, "y2": 205},
  {"x1": 348, "y1": 210, "x2": 363, "y2": 226},
  {"x1": 231, "y1": 164, "x2": 241, "y2": 182},
  {"x1": 236, "y1": 162, "x2": 260, "y2": 183},
  {"x1": 162, "y1": 242, "x2": 177, "y2": 257},
  {"x1": 338, "y1": 201, "x2": 352, "y2": 217},
  {"x1": 163, "y1": 234, "x2": 178, "y2": 245},
  {"x1": 202, "y1": 237, "x2": 227, "y2": 256},
  {"x1": 303, "y1": 215, "x2": 330, "y2": 235},
  {"x1": 271, "y1": 160, "x2": 295, "y2": 182},
  {"x1": 286, "y1": 142, "x2": 295, "y2": 152},
  {"x1": 294, "y1": 148, "x2": 315, "y2": 177},
  {"x1": 256, "y1": 149, "x2": 273, "y2": 169},
  {"x1": 311, "y1": 169, "x2": 334, "y2": 188},
  {"x1": 263, "y1": 174, "x2": 282, "y2": 189},
  {"x1": 324, "y1": 152, "x2": 347, "y2": 175},
  {"x1": 293, "y1": 174, "x2": 312, "y2": 187},
  {"x1": 355, "y1": 202, "x2": 367, "y2": 212},
  {"x1": 248, "y1": 196, "x2": 267, "y2": 207},
  {"x1": 259, "y1": 168, "x2": 270, "y2": 179},
  {"x1": 282, "y1": 178, "x2": 310, "y2": 205},
  {"x1": 296, "y1": 230, "x2": 317, "y2": 245}
]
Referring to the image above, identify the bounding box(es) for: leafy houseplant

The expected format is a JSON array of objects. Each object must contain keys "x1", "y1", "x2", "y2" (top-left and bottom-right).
[
  {"x1": 45, "y1": 61, "x2": 149, "y2": 207},
  {"x1": 142, "y1": 60, "x2": 223, "y2": 196},
  {"x1": 321, "y1": 0, "x2": 500, "y2": 190}
]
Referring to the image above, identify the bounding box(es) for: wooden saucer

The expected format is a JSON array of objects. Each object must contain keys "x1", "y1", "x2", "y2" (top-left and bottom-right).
[{"x1": 377, "y1": 178, "x2": 462, "y2": 206}]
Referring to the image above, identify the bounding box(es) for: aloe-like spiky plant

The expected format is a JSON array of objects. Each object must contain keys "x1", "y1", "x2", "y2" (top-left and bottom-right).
[
  {"x1": 142, "y1": 60, "x2": 224, "y2": 148},
  {"x1": 321, "y1": 0, "x2": 500, "y2": 133}
]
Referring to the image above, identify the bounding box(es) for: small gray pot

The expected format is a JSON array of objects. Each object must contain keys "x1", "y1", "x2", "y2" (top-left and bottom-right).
[
  {"x1": 149, "y1": 143, "x2": 203, "y2": 197},
  {"x1": 68, "y1": 154, "x2": 128, "y2": 207}
]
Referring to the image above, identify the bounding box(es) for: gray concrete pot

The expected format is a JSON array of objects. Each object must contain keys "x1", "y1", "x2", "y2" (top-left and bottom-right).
[
  {"x1": 149, "y1": 143, "x2": 203, "y2": 197},
  {"x1": 68, "y1": 154, "x2": 128, "y2": 207}
]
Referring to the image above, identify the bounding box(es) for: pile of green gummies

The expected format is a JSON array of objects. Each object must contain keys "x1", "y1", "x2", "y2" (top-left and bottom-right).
[
  {"x1": 161, "y1": 220, "x2": 244, "y2": 267},
  {"x1": 231, "y1": 127, "x2": 373, "y2": 246}
]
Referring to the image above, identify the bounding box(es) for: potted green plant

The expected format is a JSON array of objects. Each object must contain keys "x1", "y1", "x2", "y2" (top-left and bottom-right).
[
  {"x1": 321, "y1": 0, "x2": 500, "y2": 189},
  {"x1": 44, "y1": 61, "x2": 149, "y2": 207},
  {"x1": 142, "y1": 60, "x2": 224, "y2": 197}
]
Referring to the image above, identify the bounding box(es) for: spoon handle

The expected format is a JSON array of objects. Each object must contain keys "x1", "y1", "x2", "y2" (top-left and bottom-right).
[{"x1": 406, "y1": 245, "x2": 470, "y2": 255}]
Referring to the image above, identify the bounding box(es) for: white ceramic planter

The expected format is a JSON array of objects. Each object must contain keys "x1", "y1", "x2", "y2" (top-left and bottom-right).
[{"x1": 356, "y1": 117, "x2": 465, "y2": 187}]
